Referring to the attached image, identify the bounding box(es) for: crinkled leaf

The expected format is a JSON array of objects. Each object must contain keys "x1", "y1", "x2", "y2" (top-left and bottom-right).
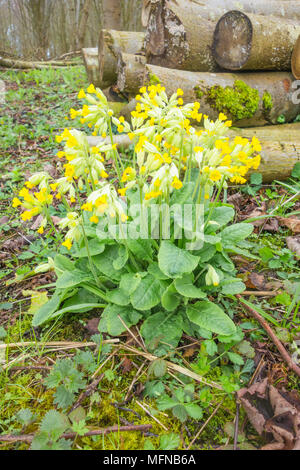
[
  {"x1": 158, "y1": 241, "x2": 200, "y2": 279},
  {"x1": 187, "y1": 301, "x2": 236, "y2": 336}
]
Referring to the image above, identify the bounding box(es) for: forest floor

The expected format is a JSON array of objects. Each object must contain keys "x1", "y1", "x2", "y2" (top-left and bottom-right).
[{"x1": 0, "y1": 66, "x2": 299, "y2": 451}]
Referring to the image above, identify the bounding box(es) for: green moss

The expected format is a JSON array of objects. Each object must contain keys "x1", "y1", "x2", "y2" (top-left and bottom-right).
[
  {"x1": 262, "y1": 92, "x2": 273, "y2": 111},
  {"x1": 149, "y1": 74, "x2": 161, "y2": 86},
  {"x1": 207, "y1": 80, "x2": 260, "y2": 120},
  {"x1": 194, "y1": 86, "x2": 204, "y2": 99}
]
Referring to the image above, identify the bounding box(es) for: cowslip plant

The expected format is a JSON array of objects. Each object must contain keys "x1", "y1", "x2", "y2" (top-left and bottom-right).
[{"x1": 13, "y1": 83, "x2": 261, "y2": 354}]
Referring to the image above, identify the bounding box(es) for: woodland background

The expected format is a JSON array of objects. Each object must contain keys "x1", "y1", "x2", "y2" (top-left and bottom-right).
[{"x1": 0, "y1": 0, "x2": 144, "y2": 59}]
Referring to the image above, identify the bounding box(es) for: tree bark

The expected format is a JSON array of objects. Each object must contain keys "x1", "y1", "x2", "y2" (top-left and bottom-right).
[
  {"x1": 98, "y1": 30, "x2": 145, "y2": 89},
  {"x1": 82, "y1": 48, "x2": 101, "y2": 87},
  {"x1": 199, "y1": 0, "x2": 300, "y2": 21},
  {"x1": 0, "y1": 57, "x2": 75, "y2": 69},
  {"x1": 117, "y1": 52, "x2": 146, "y2": 95},
  {"x1": 87, "y1": 123, "x2": 300, "y2": 183},
  {"x1": 102, "y1": 0, "x2": 122, "y2": 30},
  {"x1": 77, "y1": 0, "x2": 92, "y2": 50},
  {"x1": 139, "y1": 64, "x2": 300, "y2": 127},
  {"x1": 145, "y1": 0, "x2": 222, "y2": 72},
  {"x1": 292, "y1": 34, "x2": 300, "y2": 80},
  {"x1": 213, "y1": 10, "x2": 300, "y2": 71}
]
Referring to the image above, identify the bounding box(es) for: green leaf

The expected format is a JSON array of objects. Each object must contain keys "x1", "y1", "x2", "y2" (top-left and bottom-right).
[
  {"x1": 93, "y1": 245, "x2": 126, "y2": 281},
  {"x1": 250, "y1": 173, "x2": 263, "y2": 186},
  {"x1": 203, "y1": 339, "x2": 218, "y2": 356},
  {"x1": 99, "y1": 304, "x2": 142, "y2": 336},
  {"x1": 24, "y1": 290, "x2": 49, "y2": 315},
  {"x1": 187, "y1": 301, "x2": 236, "y2": 336},
  {"x1": 32, "y1": 292, "x2": 61, "y2": 327},
  {"x1": 126, "y1": 239, "x2": 153, "y2": 262},
  {"x1": 170, "y1": 182, "x2": 194, "y2": 205},
  {"x1": 141, "y1": 311, "x2": 183, "y2": 354},
  {"x1": 106, "y1": 289, "x2": 130, "y2": 306},
  {"x1": 221, "y1": 279, "x2": 246, "y2": 295},
  {"x1": 157, "y1": 396, "x2": 179, "y2": 411},
  {"x1": 148, "y1": 262, "x2": 169, "y2": 280},
  {"x1": 174, "y1": 274, "x2": 206, "y2": 299},
  {"x1": 227, "y1": 352, "x2": 244, "y2": 366},
  {"x1": 172, "y1": 404, "x2": 188, "y2": 422},
  {"x1": 209, "y1": 206, "x2": 235, "y2": 228},
  {"x1": 73, "y1": 239, "x2": 105, "y2": 258},
  {"x1": 113, "y1": 245, "x2": 128, "y2": 270},
  {"x1": 148, "y1": 359, "x2": 167, "y2": 378},
  {"x1": 120, "y1": 272, "x2": 143, "y2": 295},
  {"x1": 54, "y1": 254, "x2": 74, "y2": 274},
  {"x1": 221, "y1": 223, "x2": 253, "y2": 245},
  {"x1": 237, "y1": 340, "x2": 255, "y2": 359},
  {"x1": 161, "y1": 282, "x2": 181, "y2": 312},
  {"x1": 158, "y1": 241, "x2": 200, "y2": 279},
  {"x1": 184, "y1": 403, "x2": 203, "y2": 420},
  {"x1": 160, "y1": 433, "x2": 180, "y2": 450},
  {"x1": 292, "y1": 162, "x2": 300, "y2": 179},
  {"x1": 39, "y1": 410, "x2": 69, "y2": 441},
  {"x1": 56, "y1": 269, "x2": 92, "y2": 289},
  {"x1": 131, "y1": 274, "x2": 166, "y2": 311}
]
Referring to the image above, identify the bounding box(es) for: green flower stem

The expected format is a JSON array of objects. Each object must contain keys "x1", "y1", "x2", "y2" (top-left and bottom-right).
[
  {"x1": 81, "y1": 221, "x2": 103, "y2": 291},
  {"x1": 204, "y1": 176, "x2": 226, "y2": 230},
  {"x1": 107, "y1": 118, "x2": 123, "y2": 183}
]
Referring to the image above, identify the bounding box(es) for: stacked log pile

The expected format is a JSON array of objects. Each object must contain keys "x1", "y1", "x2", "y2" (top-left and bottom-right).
[{"x1": 82, "y1": 0, "x2": 300, "y2": 181}]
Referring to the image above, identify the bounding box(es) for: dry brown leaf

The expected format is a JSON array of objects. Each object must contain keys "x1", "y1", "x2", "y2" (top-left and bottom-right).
[
  {"x1": 286, "y1": 236, "x2": 300, "y2": 258},
  {"x1": 279, "y1": 217, "x2": 300, "y2": 233},
  {"x1": 237, "y1": 378, "x2": 300, "y2": 450},
  {"x1": 245, "y1": 273, "x2": 266, "y2": 290}
]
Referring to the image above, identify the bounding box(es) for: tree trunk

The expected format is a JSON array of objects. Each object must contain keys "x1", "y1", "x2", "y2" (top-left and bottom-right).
[
  {"x1": 145, "y1": 0, "x2": 221, "y2": 72},
  {"x1": 87, "y1": 123, "x2": 300, "y2": 183},
  {"x1": 0, "y1": 57, "x2": 75, "y2": 69},
  {"x1": 139, "y1": 64, "x2": 300, "y2": 127},
  {"x1": 98, "y1": 30, "x2": 145, "y2": 89},
  {"x1": 199, "y1": 0, "x2": 300, "y2": 21},
  {"x1": 117, "y1": 52, "x2": 147, "y2": 95},
  {"x1": 102, "y1": 0, "x2": 122, "y2": 30},
  {"x1": 77, "y1": 0, "x2": 92, "y2": 50},
  {"x1": 213, "y1": 10, "x2": 300, "y2": 71},
  {"x1": 292, "y1": 34, "x2": 300, "y2": 80},
  {"x1": 82, "y1": 48, "x2": 101, "y2": 87}
]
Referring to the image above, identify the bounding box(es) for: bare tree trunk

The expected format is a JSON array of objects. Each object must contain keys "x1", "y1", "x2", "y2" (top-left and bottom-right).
[
  {"x1": 103, "y1": 0, "x2": 122, "y2": 30},
  {"x1": 82, "y1": 48, "x2": 101, "y2": 86},
  {"x1": 213, "y1": 10, "x2": 300, "y2": 71},
  {"x1": 78, "y1": 0, "x2": 92, "y2": 50},
  {"x1": 117, "y1": 52, "x2": 146, "y2": 95}
]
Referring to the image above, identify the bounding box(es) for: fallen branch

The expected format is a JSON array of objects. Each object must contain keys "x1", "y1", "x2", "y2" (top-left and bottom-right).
[
  {"x1": 0, "y1": 339, "x2": 119, "y2": 351},
  {"x1": 236, "y1": 295, "x2": 300, "y2": 378},
  {"x1": 0, "y1": 424, "x2": 152, "y2": 444}
]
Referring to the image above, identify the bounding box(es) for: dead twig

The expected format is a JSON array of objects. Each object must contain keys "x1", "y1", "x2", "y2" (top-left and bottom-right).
[
  {"x1": 237, "y1": 295, "x2": 300, "y2": 378},
  {"x1": 0, "y1": 424, "x2": 152, "y2": 444},
  {"x1": 136, "y1": 400, "x2": 169, "y2": 431}
]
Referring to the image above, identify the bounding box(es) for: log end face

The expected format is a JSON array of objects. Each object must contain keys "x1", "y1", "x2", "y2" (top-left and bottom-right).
[
  {"x1": 213, "y1": 10, "x2": 253, "y2": 71},
  {"x1": 292, "y1": 34, "x2": 300, "y2": 79}
]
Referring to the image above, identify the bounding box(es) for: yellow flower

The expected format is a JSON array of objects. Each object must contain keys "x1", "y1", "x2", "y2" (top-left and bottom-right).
[
  {"x1": 25, "y1": 182, "x2": 35, "y2": 189},
  {"x1": 119, "y1": 116, "x2": 125, "y2": 123},
  {"x1": 37, "y1": 226, "x2": 44, "y2": 235},
  {"x1": 117, "y1": 125, "x2": 124, "y2": 133},
  {"x1": 13, "y1": 198, "x2": 22, "y2": 208},
  {"x1": 135, "y1": 95, "x2": 142, "y2": 101},
  {"x1": 121, "y1": 167, "x2": 135, "y2": 183},
  {"x1": 128, "y1": 132, "x2": 135, "y2": 140},
  {"x1": 70, "y1": 108, "x2": 78, "y2": 119},
  {"x1": 78, "y1": 89, "x2": 86, "y2": 99},
  {"x1": 177, "y1": 88, "x2": 184, "y2": 96},
  {"x1": 62, "y1": 239, "x2": 73, "y2": 251},
  {"x1": 57, "y1": 151, "x2": 65, "y2": 159},
  {"x1": 219, "y1": 113, "x2": 227, "y2": 121},
  {"x1": 118, "y1": 187, "x2": 128, "y2": 197},
  {"x1": 252, "y1": 136, "x2": 262, "y2": 152},
  {"x1": 101, "y1": 170, "x2": 109, "y2": 179},
  {"x1": 82, "y1": 202, "x2": 93, "y2": 212},
  {"x1": 87, "y1": 84, "x2": 96, "y2": 94},
  {"x1": 140, "y1": 87, "x2": 146, "y2": 94},
  {"x1": 210, "y1": 170, "x2": 222, "y2": 182},
  {"x1": 172, "y1": 177, "x2": 183, "y2": 190},
  {"x1": 121, "y1": 214, "x2": 128, "y2": 223},
  {"x1": 224, "y1": 120, "x2": 232, "y2": 127},
  {"x1": 90, "y1": 215, "x2": 99, "y2": 224},
  {"x1": 178, "y1": 98, "x2": 184, "y2": 106}
]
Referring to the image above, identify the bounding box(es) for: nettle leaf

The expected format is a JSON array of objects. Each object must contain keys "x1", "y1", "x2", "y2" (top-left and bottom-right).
[
  {"x1": 39, "y1": 410, "x2": 69, "y2": 441},
  {"x1": 126, "y1": 239, "x2": 153, "y2": 262},
  {"x1": 187, "y1": 301, "x2": 236, "y2": 336},
  {"x1": 73, "y1": 239, "x2": 106, "y2": 258},
  {"x1": 174, "y1": 274, "x2": 206, "y2": 299},
  {"x1": 99, "y1": 304, "x2": 142, "y2": 336},
  {"x1": 141, "y1": 311, "x2": 183, "y2": 354},
  {"x1": 56, "y1": 269, "x2": 92, "y2": 289},
  {"x1": 210, "y1": 206, "x2": 235, "y2": 229},
  {"x1": 158, "y1": 241, "x2": 200, "y2": 279},
  {"x1": 221, "y1": 223, "x2": 254, "y2": 245},
  {"x1": 161, "y1": 282, "x2": 181, "y2": 312},
  {"x1": 131, "y1": 274, "x2": 166, "y2": 311},
  {"x1": 54, "y1": 386, "x2": 76, "y2": 410}
]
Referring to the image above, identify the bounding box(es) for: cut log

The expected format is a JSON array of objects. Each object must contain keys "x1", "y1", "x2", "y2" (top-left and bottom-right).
[
  {"x1": 200, "y1": 0, "x2": 300, "y2": 21},
  {"x1": 212, "y1": 10, "x2": 300, "y2": 71},
  {"x1": 87, "y1": 123, "x2": 300, "y2": 183},
  {"x1": 292, "y1": 35, "x2": 300, "y2": 80},
  {"x1": 82, "y1": 48, "x2": 101, "y2": 87},
  {"x1": 140, "y1": 64, "x2": 300, "y2": 127},
  {"x1": 145, "y1": 0, "x2": 222, "y2": 72},
  {"x1": 117, "y1": 53, "x2": 146, "y2": 95},
  {"x1": 98, "y1": 30, "x2": 145, "y2": 88},
  {"x1": 0, "y1": 57, "x2": 76, "y2": 69}
]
